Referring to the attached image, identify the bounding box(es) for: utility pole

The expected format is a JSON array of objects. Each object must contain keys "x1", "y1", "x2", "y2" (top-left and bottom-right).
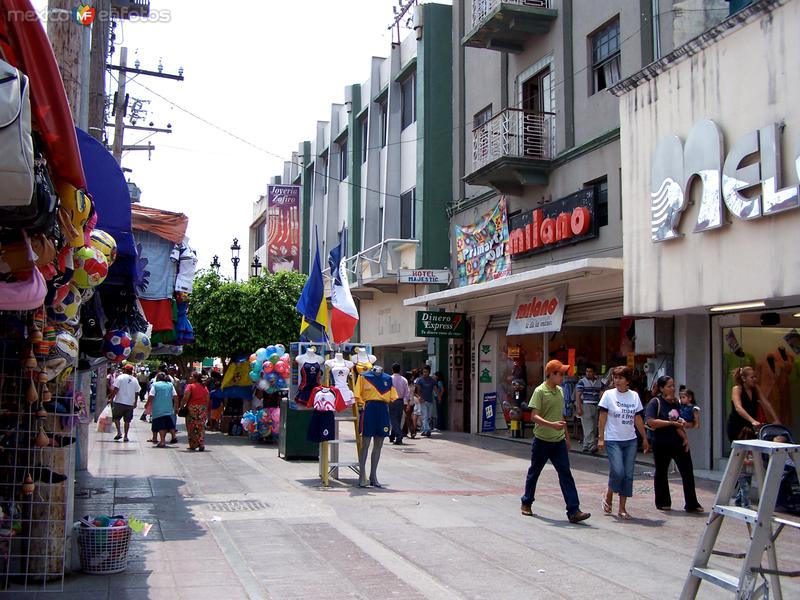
[
  {"x1": 88, "y1": 0, "x2": 111, "y2": 142},
  {"x1": 111, "y1": 47, "x2": 128, "y2": 162},
  {"x1": 47, "y1": 0, "x2": 84, "y2": 120}
]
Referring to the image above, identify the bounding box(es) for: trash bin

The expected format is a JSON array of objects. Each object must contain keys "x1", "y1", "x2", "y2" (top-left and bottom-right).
[{"x1": 75, "y1": 522, "x2": 131, "y2": 574}]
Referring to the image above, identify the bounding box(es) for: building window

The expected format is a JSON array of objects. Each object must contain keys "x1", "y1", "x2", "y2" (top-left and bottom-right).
[
  {"x1": 319, "y1": 156, "x2": 328, "y2": 195},
  {"x1": 361, "y1": 116, "x2": 368, "y2": 163},
  {"x1": 591, "y1": 18, "x2": 621, "y2": 94},
  {"x1": 586, "y1": 176, "x2": 608, "y2": 227},
  {"x1": 401, "y1": 73, "x2": 416, "y2": 130},
  {"x1": 400, "y1": 188, "x2": 415, "y2": 239},
  {"x1": 254, "y1": 220, "x2": 265, "y2": 250},
  {"x1": 473, "y1": 104, "x2": 493, "y2": 129},
  {"x1": 380, "y1": 102, "x2": 388, "y2": 148},
  {"x1": 339, "y1": 139, "x2": 348, "y2": 180}
]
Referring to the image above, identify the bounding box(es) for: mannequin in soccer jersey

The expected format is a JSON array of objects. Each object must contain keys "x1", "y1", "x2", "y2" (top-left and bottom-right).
[
  {"x1": 354, "y1": 365, "x2": 397, "y2": 487},
  {"x1": 296, "y1": 346, "x2": 325, "y2": 406},
  {"x1": 325, "y1": 352, "x2": 355, "y2": 406}
]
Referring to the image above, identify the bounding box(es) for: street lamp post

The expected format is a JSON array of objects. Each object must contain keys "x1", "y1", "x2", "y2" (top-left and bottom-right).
[
  {"x1": 210, "y1": 255, "x2": 220, "y2": 273},
  {"x1": 250, "y1": 255, "x2": 262, "y2": 278},
  {"x1": 230, "y1": 238, "x2": 241, "y2": 281}
]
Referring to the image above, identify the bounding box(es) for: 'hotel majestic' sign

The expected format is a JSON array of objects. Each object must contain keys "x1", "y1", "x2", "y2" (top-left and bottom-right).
[{"x1": 651, "y1": 119, "x2": 800, "y2": 242}]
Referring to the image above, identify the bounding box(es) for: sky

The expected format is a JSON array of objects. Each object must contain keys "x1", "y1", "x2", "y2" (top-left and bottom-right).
[{"x1": 35, "y1": 0, "x2": 449, "y2": 278}]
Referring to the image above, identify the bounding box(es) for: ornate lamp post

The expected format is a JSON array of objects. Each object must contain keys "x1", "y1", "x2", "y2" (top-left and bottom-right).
[
  {"x1": 210, "y1": 255, "x2": 221, "y2": 272},
  {"x1": 250, "y1": 255, "x2": 262, "y2": 278},
  {"x1": 230, "y1": 238, "x2": 241, "y2": 281}
]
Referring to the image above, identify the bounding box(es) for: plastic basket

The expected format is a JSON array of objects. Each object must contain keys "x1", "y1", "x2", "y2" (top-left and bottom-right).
[{"x1": 75, "y1": 523, "x2": 131, "y2": 574}]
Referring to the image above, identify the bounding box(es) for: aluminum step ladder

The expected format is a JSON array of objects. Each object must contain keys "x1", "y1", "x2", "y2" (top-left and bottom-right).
[{"x1": 680, "y1": 439, "x2": 800, "y2": 600}]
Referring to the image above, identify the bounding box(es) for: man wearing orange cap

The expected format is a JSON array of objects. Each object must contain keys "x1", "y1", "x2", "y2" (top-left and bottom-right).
[{"x1": 520, "y1": 360, "x2": 590, "y2": 523}]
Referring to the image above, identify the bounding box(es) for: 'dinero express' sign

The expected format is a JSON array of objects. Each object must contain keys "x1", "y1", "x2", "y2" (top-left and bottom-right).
[
  {"x1": 416, "y1": 311, "x2": 467, "y2": 338},
  {"x1": 506, "y1": 286, "x2": 567, "y2": 335}
]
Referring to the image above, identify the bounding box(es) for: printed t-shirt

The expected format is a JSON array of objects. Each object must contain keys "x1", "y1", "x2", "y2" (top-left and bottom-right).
[
  {"x1": 151, "y1": 381, "x2": 177, "y2": 419},
  {"x1": 575, "y1": 376, "x2": 603, "y2": 404},
  {"x1": 415, "y1": 376, "x2": 436, "y2": 403},
  {"x1": 598, "y1": 389, "x2": 643, "y2": 441},
  {"x1": 112, "y1": 374, "x2": 140, "y2": 406},
  {"x1": 528, "y1": 382, "x2": 565, "y2": 442},
  {"x1": 354, "y1": 371, "x2": 398, "y2": 408}
]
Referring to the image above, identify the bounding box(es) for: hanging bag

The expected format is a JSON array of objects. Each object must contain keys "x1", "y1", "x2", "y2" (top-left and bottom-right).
[
  {"x1": 0, "y1": 59, "x2": 34, "y2": 207},
  {"x1": 0, "y1": 231, "x2": 47, "y2": 311}
]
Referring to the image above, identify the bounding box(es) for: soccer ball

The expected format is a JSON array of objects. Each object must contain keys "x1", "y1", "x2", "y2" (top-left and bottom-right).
[
  {"x1": 48, "y1": 284, "x2": 82, "y2": 323},
  {"x1": 90, "y1": 229, "x2": 117, "y2": 266},
  {"x1": 53, "y1": 331, "x2": 79, "y2": 363},
  {"x1": 102, "y1": 329, "x2": 132, "y2": 363},
  {"x1": 72, "y1": 246, "x2": 108, "y2": 289},
  {"x1": 129, "y1": 332, "x2": 152, "y2": 362}
]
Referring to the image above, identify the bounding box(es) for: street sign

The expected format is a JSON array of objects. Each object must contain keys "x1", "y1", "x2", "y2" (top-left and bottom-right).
[
  {"x1": 398, "y1": 269, "x2": 451, "y2": 285},
  {"x1": 415, "y1": 311, "x2": 466, "y2": 338}
]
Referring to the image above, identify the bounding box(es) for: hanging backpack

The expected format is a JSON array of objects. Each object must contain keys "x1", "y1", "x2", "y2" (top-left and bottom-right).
[{"x1": 0, "y1": 59, "x2": 34, "y2": 207}]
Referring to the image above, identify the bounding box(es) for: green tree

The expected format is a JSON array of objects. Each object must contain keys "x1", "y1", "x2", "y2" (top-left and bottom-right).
[{"x1": 187, "y1": 270, "x2": 307, "y2": 360}]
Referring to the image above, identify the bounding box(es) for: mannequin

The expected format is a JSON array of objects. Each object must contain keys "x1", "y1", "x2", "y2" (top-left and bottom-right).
[
  {"x1": 353, "y1": 364, "x2": 397, "y2": 488},
  {"x1": 296, "y1": 346, "x2": 325, "y2": 407},
  {"x1": 325, "y1": 353, "x2": 355, "y2": 406},
  {"x1": 306, "y1": 385, "x2": 347, "y2": 443},
  {"x1": 352, "y1": 347, "x2": 377, "y2": 376}
]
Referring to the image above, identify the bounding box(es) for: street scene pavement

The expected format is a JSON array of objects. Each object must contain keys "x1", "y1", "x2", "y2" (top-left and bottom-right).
[{"x1": 16, "y1": 415, "x2": 800, "y2": 600}]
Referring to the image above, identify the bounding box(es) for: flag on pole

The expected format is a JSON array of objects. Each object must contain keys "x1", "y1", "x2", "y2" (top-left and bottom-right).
[
  {"x1": 295, "y1": 230, "x2": 328, "y2": 341},
  {"x1": 328, "y1": 228, "x2": 358, "y2": 343}
]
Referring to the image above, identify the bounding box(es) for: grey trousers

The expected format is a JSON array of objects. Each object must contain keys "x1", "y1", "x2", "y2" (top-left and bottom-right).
[{"x1": 580, "y1": 403, "x2": 599, "y2": 451}]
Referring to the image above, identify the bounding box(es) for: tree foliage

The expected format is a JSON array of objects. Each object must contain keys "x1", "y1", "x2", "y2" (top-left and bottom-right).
[{"x1": 187, "y1": 270, "x2": 307, "y2": 359}]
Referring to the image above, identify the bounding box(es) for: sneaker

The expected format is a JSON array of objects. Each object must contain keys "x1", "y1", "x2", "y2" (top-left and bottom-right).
[
  {"x1": 568, "y1": 510, "x2": 591, "y2": 524},
  {"x1": 113, "y1": 434, "x2": 122, "y2": 441},
  {"x1": 521, "y1": 503, "x2": 533, "y2": 516}
]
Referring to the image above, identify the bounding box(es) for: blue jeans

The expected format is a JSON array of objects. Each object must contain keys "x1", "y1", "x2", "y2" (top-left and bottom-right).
[
  {"x1": 420, "y1": 401, "x2": 433, "y2": 434},
  {"x1": 520, "y1": 437, "x2": 581, "y2": 517},
  {"x1": 606, "y1": 438, "x2": 637, "y2": 498}
]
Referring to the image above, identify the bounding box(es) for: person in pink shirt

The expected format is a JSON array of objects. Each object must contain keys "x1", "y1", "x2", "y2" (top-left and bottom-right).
[{"x1": 389, "y1": 363, "x2": 409, "y2": 445}]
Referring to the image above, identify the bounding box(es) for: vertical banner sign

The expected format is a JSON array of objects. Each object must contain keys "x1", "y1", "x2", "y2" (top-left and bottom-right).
[
  {"x1": 481, "y1": 392, "x2": 497, "y2": 432},
  {"x1": 454, "y1": 197, "x2": 510, "y2": 287},
  {"x1": 267, "y1": 184, "x2": 301, "y2": 273}
]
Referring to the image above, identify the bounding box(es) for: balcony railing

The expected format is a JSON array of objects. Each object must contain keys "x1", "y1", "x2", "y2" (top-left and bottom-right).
[
  {"x1": 472, "y1": 0, "x2": 551, "y2": 27},
  {"x1": 472, "y1": 108, "x2": 555, "y2": 171}
]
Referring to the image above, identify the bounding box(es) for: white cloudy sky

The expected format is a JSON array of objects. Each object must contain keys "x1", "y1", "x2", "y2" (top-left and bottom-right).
[{"x1": 35, "y1": 1, "x2": 449, "y2": 277}]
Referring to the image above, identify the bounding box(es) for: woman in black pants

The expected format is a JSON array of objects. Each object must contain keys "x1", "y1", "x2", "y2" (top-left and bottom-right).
[{"x1": 645, "y1": 375, "x2": 704, "y2": 512}]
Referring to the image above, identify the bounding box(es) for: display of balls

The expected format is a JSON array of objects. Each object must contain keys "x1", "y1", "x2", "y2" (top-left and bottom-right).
[
  {"x1": 129, "y1": 332, "x2": 152, "y2": 362},
  {"x1": 90, "y1": 229, "x2": 117, "y2": 266},
  {"x1": 102, "y1": 329, "x2": 132, "y2": 363},
  {"x1": 53, "y1": 331, "x2": 79, "y2": 363},
  {"x1": 72, "y1": 246, "x2": 108, "y2": 289},
  {"x1": 48, "y1": 285, "x2": 82, "y2": 323}
]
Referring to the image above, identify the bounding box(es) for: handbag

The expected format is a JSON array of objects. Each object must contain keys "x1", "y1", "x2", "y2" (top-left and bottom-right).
[
  {"x1": 0, "y1": 231, "x2": 46, "y2": 311},
  {"x1": 178, "y1": 385, "x2": 190, "y2": 417},
  {"x1": 0, "y1": 59, "x2": 34, "y2": 207}
]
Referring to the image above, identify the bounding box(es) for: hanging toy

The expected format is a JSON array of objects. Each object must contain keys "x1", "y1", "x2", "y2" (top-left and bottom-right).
[
  {"x1": 36, "y1": 405, "x2": 48, "y2": 420},
  {"x1": 34, "y1": 427, "x2": 49, "y2": 448},
  {"x1": 21, "y1": 474, "x2": 34, "y2": 495},
  {"x1": 26, "y1": 380, "x2": 39, "y2": 404},
  {"x1": 23, "y1": 350, "x2": 38, "y2": 370},
  {"x1": 41, "y1": 385, "x2": 52, "y2": 403}
]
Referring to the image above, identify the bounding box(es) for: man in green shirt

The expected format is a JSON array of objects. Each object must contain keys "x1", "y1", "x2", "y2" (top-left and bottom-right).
[{"x1": 520, "y1": 360, "x2": 590, "y2": 523}]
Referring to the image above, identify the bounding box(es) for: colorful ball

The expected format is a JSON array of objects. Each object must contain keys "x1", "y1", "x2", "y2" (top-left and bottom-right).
[
  {"x1": 48, "y1": 284, "x2": 82, "y2": 323},
  {"x1": 89, "y1": 229, "x2": 117, "y2": 266},
  {"x1": 54, "y1": 331, "x2": 79, "y2": 363},
  {"x1": 129, "y1": 332, "x2": 152, "y2": 362},
  {"x1": 102, "y1": 329, "x2": 132, "y2": 363},
  {"x1": 72, "y1": 246, "x2": 108, "y2": 289}
]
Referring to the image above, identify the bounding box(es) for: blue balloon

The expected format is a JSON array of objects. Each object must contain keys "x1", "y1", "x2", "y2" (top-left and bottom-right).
[
  {"x1": 275, "y1": 344, "x2": 286, "y2": 356},
  {"x1": 274, "y1": 374, "x2": 285, "y2": 387},
  {"x1": 266, "y1": 345, "x2": 276, "y2": 357},
  {"x1": 255, "y1": 348, "x2": 268, "y2": 363},
  {"x1": 266, "y1": 373, "x2": 278, "y2": 385},
  {"x1": 248, "y1": 371, "x2": 260, "y2": 383}
]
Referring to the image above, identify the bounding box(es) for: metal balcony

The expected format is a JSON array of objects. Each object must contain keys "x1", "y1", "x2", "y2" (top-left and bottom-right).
[
  {"x1": 466, "y1": 108, "x2": 555, "y2": 194},
  {"x1": 110, "y1": 0, "x2": 150, "y2": 19},
  {"x1": 463, "y1": 0, "x2": 557, "y2": 53}
]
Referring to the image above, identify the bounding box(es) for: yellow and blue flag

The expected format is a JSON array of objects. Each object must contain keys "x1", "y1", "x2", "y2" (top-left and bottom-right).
[{"x1": 296, "y1": 231, "x2": 328, "y2": 342}]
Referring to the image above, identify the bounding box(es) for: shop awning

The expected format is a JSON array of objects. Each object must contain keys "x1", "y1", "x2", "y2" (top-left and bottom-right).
[{"x1": 404, "y1": 257, "x2": 624, "y2": 312}]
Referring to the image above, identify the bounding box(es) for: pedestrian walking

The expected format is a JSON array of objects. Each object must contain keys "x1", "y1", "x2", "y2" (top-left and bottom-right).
[
  {"x1": 148, "y1": 373, "x2": 178, "y2": 448},
  {"x1": 182, "y1": 372, "x2": 210, "y2": 451},
  {"x1": 598, "y1": 366, "x2": 650, "y2": 519},
  {"x1": 108, "y1": 364, "x2": 140, "y2": 442},
  {"x1": 389, "y1": 363, "x2": 408, "y2": 445},
  {"x1": 403, "y1": 371, "x2": 418, "y2": 439},
  {"x1": 520, "y1": 360, "x2": 591, "y2": 524},
  {"x1": 414, "y1": 366, "x2": 436, "y2": 437},
  {"x1": 433, "y1": 371, "x2": 446, "y2": 431},
  {"x1": 646, "y1": 375, "x2": 704, "y2": 512},
  {"x1": 575, "y1": 364, "x2": 603, "y2": 453}
]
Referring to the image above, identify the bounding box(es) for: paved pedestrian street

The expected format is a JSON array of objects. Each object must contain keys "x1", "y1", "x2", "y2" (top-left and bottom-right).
[{"x1": 15, "y1": 416, "x2": 800, "y2": 600}]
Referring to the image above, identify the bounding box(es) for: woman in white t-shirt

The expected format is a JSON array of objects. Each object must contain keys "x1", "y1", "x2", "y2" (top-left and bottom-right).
[{"x1": 598, "y1": 366, "x2": 650, "y2": 519}]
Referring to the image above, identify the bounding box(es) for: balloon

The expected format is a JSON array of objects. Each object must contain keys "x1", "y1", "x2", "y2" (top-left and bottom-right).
[
  {"x1": 266, "y1": 373, "x2": 278, "y2": 385},
  {"x1": 249, "y1": 372, "x2": 260, "y2": 383},
  {"x1": 257, "y1": 379, "x2": 269, "y2": 391},
  {"x1": 249, "y1": 353, "x2": 257, "y2": 364},
  {"x1": 274, "y1": 362, "x2": 288, "y2": 376},
  {"x1": 262, "y1": 362, "x2": 274, "y2": 374},
  {"x1": 275, "y1": 344, "x2": 285, "y2": 356},
  {"x1": 281, "y1": 353, "x2": 290, "y2": 362},
  {"x1": 255, "y1": 348, "x2": 267, "y2": 362},
  {"x1": 251, "y1": 363, "x2": 261, "y2": 376},
  {"x1": 266, "y1": 345, "x2": 276, "y2": 356},
  {"x1": 269, "y1": 354, "x2": 280, "y2": 365}
]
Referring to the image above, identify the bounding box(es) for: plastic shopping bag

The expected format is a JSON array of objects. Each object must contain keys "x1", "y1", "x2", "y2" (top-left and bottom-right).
[{"x1": 97, "y1": 404, "x2": 113, "y2": 433}]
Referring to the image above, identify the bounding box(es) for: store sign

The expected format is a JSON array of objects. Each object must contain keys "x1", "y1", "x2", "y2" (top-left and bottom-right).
[
  {"x1": 454, "y1": 198, "x2": 511, "y2": 287},
  {"x1": 397, "y1": 269, "x2": 451, "y2": 285},
  {"x1": 415, "y1": 311, "x2": 467, "y2": 338},
  {"x1": 508, "y1": 189, "x2": 597, "y2": 258},
  {"x1": 506, "y1": 285, "x2": 567, "y2": 335},
  {"x1": 266, "y1": 184, "x2": 300, "y2": 273},
  {"x1": 651, "y1": 120, "x2": 800, "y2": 243},
  {"x1": 481, "y1": 392, "x2": 497, "y2": 432}
]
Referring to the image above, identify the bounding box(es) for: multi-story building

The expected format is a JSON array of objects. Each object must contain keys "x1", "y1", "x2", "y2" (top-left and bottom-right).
[
  {"x1": 406, "y1": 0, "x2": 728, "y2": 439},
  {"x1": 251, "y1": 3, "x2": 454, "y2": 376}
]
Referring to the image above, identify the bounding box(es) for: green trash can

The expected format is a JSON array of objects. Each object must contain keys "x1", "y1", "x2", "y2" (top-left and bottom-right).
[{"x1": 278, "y1": 396, "x2": 319, "y2": 460}]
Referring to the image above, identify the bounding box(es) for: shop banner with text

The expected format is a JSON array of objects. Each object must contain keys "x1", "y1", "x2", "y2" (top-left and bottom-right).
[
  {"x1": 267, "y1": 184, "x2": 300, "y2": 273},
  {"x1": 481, "y1": 392, "x2": 497, "y2": 432},
  {"x1": 506, "y1": 285, "x2": 567, "y2": 335},
  {"x1": 416, "y1": 311, "x2": 467, "y2": 338},
  {"x1": 454, "y1": 198, "x2": 510, "y2": 287}
]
